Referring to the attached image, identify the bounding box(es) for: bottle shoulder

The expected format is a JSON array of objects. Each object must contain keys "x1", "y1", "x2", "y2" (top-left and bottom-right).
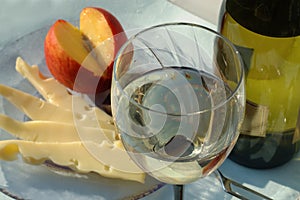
[{"x1": 225, "y1": 0, "x2": 300, "y2": 37}]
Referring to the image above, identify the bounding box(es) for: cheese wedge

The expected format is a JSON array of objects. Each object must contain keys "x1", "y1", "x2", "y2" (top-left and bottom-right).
[{"x1": 0, "y1": 139, "x2": 145, "y2": 183}]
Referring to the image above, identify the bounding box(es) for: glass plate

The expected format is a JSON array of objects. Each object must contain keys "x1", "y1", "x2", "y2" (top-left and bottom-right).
[{"x1": 0, "y1": 24, "x2": 164, "y2": 200}]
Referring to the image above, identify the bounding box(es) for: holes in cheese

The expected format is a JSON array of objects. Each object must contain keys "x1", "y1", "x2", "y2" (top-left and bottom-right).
[
  {"x1": 15, "y1": 57, "x2": 113, "y2": 123},
  {"x1": 0, "y1": 57, "x2": 145, "y2": 183},
  {"x1": 0, "y1": 140, "x2": 145, "y2": 183},
  {"x1": 0, "y1": 114, "x2": 116, "y2": 143}
]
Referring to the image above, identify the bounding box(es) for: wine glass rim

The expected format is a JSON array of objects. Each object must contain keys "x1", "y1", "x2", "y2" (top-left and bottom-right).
[{"x1": 113, "y1": 22, "x2": 245, "y2": 116}]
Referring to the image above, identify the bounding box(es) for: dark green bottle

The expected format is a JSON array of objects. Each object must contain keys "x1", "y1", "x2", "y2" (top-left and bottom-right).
[{"x1": 219, "y1": 0, "x2": 300, "y2": 169}]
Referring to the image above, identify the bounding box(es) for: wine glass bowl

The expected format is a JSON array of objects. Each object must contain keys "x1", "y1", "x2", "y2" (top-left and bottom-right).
[{"x1": 111, "y1": 23, "x2": 245, "y2": 185}]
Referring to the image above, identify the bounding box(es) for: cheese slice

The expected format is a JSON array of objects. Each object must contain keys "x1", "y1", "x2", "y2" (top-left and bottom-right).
[
  {"x1": 16, "y1": 57, "x2": 75, "y2": 110},
  {"x1": 0, "y1": 57, "x2": 146, "y2": 183},
  {"x1": 15, "y1": 57, "x2": 113, "y2": 123},
  {"x1": 0, "y1": 139, "x2": 145, "y2": 183},
  {"x1": 0, "y1": 83, "x2": 74, "y2": 122},
  {"x1": 0, "y1": 84, "x2": 113, "y2": 129},
  {"x1": 0, "y1": 114, "x2": 116, "y2": 143}
]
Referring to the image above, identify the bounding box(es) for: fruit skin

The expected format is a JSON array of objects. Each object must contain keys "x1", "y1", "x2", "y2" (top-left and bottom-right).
[
  {"x1": 44, "y1": 7, "x2": 127, "y2": 94},
  {"x1": 44, "y1": 20, "x2": 82, "y2": 92}
]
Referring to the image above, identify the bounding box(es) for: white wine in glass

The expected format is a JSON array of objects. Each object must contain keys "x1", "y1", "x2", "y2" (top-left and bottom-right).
[{"x1": 111, "y1": 23, "x2": 245, "y2": 198}]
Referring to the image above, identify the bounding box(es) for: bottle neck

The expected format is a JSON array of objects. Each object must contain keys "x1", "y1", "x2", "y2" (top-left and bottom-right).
[{"x1": 226, "y1": 0, "x2": 300, "y2": 37}]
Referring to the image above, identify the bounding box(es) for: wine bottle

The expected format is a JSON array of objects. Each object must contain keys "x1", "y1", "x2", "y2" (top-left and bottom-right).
[{"x1": 219, "y1": 0, "x2": 300, "y2": 168}]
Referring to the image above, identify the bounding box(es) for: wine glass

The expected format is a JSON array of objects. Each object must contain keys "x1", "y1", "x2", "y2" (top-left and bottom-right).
[{"x1": 111, "y1": 23, "x2": 245, "y2": 199}]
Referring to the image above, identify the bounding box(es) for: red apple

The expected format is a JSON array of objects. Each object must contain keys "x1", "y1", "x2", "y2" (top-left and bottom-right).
[{"x1": 44, "y1": 7, "x2": 127, "y2": 94}]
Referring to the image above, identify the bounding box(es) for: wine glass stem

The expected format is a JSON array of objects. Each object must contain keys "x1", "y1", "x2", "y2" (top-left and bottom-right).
[{"x1": 173, "y1": 184, "x2": 184, "y2": 200}]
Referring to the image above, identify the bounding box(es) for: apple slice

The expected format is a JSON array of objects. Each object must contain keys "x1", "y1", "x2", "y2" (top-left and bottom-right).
[
  {"x1": 44, "y1": 7, "x2": 127, "y2": 94},
  {"x1": 80, "y1": 7, "x2": 126, "y2": 75}
]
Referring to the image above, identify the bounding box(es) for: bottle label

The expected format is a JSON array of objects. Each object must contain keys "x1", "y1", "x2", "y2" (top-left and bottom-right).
[
  {"x1": 234, "y1": 44, "x2": 269, "y2": 137},
  {"x1": 293, "y1": 108, "x2": 300, "y2": 144},
  {"x1": 240, "y1": 100, "x2": 269, "y2": 137}
]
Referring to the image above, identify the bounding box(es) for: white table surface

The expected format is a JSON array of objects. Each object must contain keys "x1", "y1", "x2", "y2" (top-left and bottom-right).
[{"x1": 0, "y1": 0, "x2": 299, "y2": 199}]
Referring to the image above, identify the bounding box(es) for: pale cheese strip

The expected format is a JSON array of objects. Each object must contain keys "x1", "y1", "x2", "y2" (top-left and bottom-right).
[
  {"x1": 0, "y1": 57, "x2": 146, "y2": 183},
  {"x1": 0, "y1": 114, "x2": 116, "y2": 143},
  {"x1": 0, "y1": 139, "x2": 145, "y2": 183},
  {"x1": 0, "y1": 83, "x2": 73, "y2": 123},
  {"x1": 15, "y1": 57, "x2": 113, "y2": 123},
  {"x1": 15, "y1": 57, "x2": 75, "y2": 110},
  {"x1": 0, "y1": 84, "x2": 114, "y2": 129}
]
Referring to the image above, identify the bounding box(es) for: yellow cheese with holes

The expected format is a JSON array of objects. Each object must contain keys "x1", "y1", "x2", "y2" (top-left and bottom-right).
[
  {"x1": 0, "y1": 57, "x2": 145, "y2": 183},
  {"x1": 0, "y1": 140, "x2": 145, "y2": 183},
  {"x1": 15, "y1": 57, "x2": 112, "y2": 122},
  {"x1": 0, "y1": 83, "x2": 114, "y2": 129},
  {"x1": 0, "y1": 114, "x2": 116, "y2": 143}
]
